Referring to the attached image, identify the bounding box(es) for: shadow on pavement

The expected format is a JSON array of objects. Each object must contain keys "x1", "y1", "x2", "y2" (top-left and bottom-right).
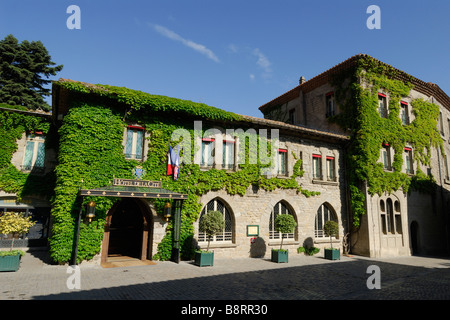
[{"x1": 32, "y1": 257, "x2": 450, "y2": 300}]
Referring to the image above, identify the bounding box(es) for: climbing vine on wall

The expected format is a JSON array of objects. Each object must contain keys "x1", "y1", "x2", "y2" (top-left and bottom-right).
[
  {"x1": 330, "y1": 56, "x2": 443, "y2": 228},
  {"x1": 0, "y1": 105, "x2": 54, "y2": 199},
  {"x1": 46, "y1": 81, "x2": 320, "y2": 263}
]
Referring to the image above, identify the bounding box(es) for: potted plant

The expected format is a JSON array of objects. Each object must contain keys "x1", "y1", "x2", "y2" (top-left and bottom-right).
[
  {"x1": 323, "y1": 220, "x2": 340, "y2": 260},
  {"x1": 271, "y1": 214, "x2": 297, "y2": 263},
  {"x1": 195, "y1": 210, "x2": 224, "y2": 267},
  {"x1": 0, "y1": 212, "x2": 35, "y2": 272}
]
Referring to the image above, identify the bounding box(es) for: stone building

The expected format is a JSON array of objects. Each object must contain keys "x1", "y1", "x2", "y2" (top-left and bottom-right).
[
  {"x1": 259, "y1": 54, "x2": 450, "y2": 258},
  {"x1": 1, "y1": 54, "x2": 449, "y2": 265}
]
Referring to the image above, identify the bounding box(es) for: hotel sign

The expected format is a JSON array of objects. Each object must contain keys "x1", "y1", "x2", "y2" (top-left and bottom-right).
[{"x1": 113, "y1": 178, "x2": 161, "y2": 188}]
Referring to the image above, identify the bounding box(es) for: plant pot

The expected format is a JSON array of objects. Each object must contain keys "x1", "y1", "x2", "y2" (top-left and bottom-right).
[
  {"x1": 194, "y1": 251, "x2": 214, "y2": 267},
  {"x1": 0, "y1": 254, "x2": 21, "y2": 272},
  {"x1": 271, "y1": 249, "x2": 288, "y2": 263},
  {"x1": 324, "y1": 248, "x2": 340, "y2": 260}
]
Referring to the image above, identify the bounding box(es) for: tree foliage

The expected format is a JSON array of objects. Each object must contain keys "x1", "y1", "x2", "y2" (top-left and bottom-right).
[
  {"x1": 199, "y1": 210, "x2": 225, "y2": 252},
  {"x1": 0, "y1": 34, "x2": 63, "y2": 111}
]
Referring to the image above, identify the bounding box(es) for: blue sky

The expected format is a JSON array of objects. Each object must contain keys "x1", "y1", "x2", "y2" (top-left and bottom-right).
[{"x1": 0, "y1": 0, "x2": 449, "y2": 117}]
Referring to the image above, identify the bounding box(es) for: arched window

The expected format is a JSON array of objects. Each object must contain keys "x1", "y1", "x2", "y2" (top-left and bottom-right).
[
  {"x1": 315, "y1": 203, "x2": 338, "y2": 238},
  {"x1": 198, "y1": 198, "x2": 233, "y2": 243},
  {"x1": 269, "y1": 201, "x2": 296, "y2": 240}
]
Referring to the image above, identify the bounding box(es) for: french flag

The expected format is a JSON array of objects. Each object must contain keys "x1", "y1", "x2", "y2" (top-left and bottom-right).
[{"x1": 167, "y1": 144, "x2": 180, "y2": 180}]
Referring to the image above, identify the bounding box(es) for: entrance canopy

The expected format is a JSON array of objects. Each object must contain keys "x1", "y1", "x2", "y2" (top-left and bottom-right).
[{"x1": 80, "y1": 182, "x2": 188, "y2": 200}]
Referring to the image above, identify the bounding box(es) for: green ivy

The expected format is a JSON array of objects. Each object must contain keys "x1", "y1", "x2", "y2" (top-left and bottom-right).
[
  {"x1": 46, "y1": 81, "x2": 321, "y2": 263},
  {"x1": 330, "y1": 56, "x2": 443, "y2": 227},
  {"x1": 0, "y1": 106, "x2": 54, "y2": 199}
]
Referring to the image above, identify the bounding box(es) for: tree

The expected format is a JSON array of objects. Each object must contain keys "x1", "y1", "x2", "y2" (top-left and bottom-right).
[
  {"x1": 0, "y1": 212, "x2": 35, "y2": 251},
  {"x1": 323, "y1": 220, "x2": 339, "y2": 249},
  {"x1": 0, "y1": 34, "x2": 63, "y2": 111},
  {"x1": 274, "y1": 214, "x2": 297, "y2": 250},
  {"x1": 199, "y1": 210, "x2": 224, "y2": 252}
]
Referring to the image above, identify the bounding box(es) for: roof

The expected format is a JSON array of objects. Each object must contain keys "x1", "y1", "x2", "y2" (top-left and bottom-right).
[
  {"x1": 259, "y1": 54, "x2": 450, "y2": 113},
  {"x1": 54, "y1": 78, "x2": 350, "y2": 142},
  {"x1": 0, "y1": 106, "x2": 52, "y2": 118},
  {"x1": 239, "y1": 114, "x2": 349, "y2": 142}
]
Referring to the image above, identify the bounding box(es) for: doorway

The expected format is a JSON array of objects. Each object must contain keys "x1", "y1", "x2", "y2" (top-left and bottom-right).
[{"x1": 101, "y1": 198, "x2": 153, "y2": 265}]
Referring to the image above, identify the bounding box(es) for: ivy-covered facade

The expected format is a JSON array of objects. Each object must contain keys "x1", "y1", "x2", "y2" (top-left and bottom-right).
[
  {"x1": 1, "y1": 54, "x2": 449, "y2": 264},
  {"x1": 260, "y1": 54, "x2": 450, "y2": 257}
]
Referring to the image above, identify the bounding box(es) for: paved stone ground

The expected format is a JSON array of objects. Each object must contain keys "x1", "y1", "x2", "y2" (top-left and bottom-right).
[{"x1": 1, "y1": 250, "x2": 450, "y2": 303}]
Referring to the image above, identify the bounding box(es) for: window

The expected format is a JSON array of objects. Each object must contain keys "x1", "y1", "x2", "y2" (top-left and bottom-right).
[
  {"x1": 275, "y1": 149, "x2": 287, "y2": 175},
  {"x1": 288, "y1": 109, "x2": 295, "y2": 124},
  {"x1": 380, "y1": 198, "x2": 402, "y2": 235},
  {"x1": 315, "y1": 203, "x2": 338, "y2": 238},
  {"x1": 401, "y1": 101, "x2": 409, "y2": 125},
  {"x1": 125, "y1": 126, "x2": 144, "y2": 160},
  {"x1": 222, "y1": 140, "x2": 235, "y2": 170},
  {"x1": 448, "y1": 119, "x2": 450, "y2": 143},
  {"x1": 326, "y1": 156, "x2": 335, "y2": 181},
  {"x1": 439, "y1": 112, "x2": 444, "y2": 135},
  {"x1": 312, "y1": 154, "x2": 322, "y2": 179},
  {"x1": 445, "y1": 155, "x2": 450, "y2": 180},
  {"x1": 382, "y1": 144, "x2": 391, "y2": 170},
  {"x1": 198, "y1": 198, "x2": 233, "y2": 243},
  {"x1": 22, "y1": 133, "x2": 45, "y2": 172},
  {"x1": 269, "y1": 201, "x2": 295, "y2": 240},
  {"x1": 404, "y1": 147, "x2": 413, "y2": 174},
  {"x1": 378, "y1": 93, "x2": 388, "y2": 118},
  {"x1": 326, "y1": 92, "x2": 335, "y2": 118},
  {"x1": 394, "y1": 200, "x2": 402, "y2": 234},
  {"x1": 201, "y1": 138, "x2": 214, "y2": 167}
]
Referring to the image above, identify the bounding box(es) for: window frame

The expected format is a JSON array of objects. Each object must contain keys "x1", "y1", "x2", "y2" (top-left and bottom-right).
[
  {"x1": 198, "y1": 198, "x2": 233, "y2": 243},
  {"x1": 378, "y1": 93, "x2": 388, "y2": 118},
  {"x1": 382, "y1": 144, "x2": 392, "y2": 171},
  {"x1": 312, "y1": 154, "x2": 322, "y2": 179},
  {"x1": 400, "y1": 101, "x2": 410, "y2": 125},
  {"x1": 22, "y1": 133, "x2": 46, "y2": 172},
  {"x1": 404, "y1": 147, "x2": 414, "y2": 174},
  {"x1": 326, "y1": 156, "x2": 336, "y2": 181},
  {"x1": 200, "y1": 138, "x2": 215, "y2": 168},
  {"x1": 124, "y1": 125, "x2": 145, "y2": 161},
  {"x1": 275, "y1": 148, "x2": 287, "y2": 176},
  {"x1": 315, "y1": 203, "x2": 338, "y2": 238},
  {"x1": 325, "y1": 92, "x2": 335, "y2": 118},
  {"x1": 269, "y1": 201, "x2": 296, "y2": 240},
  {"x1": 222, "y1": 139, "x2": 235, "y2": 170}
]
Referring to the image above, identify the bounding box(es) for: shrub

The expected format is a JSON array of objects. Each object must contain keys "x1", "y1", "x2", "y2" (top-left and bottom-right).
[
  {"x1": 274, "y1": 214, "x2": 297, "y2": 250},
  {"x1": 199, "y1": 210, "x2": 224, "y2": 252},
  {"x1": 323, "y1": 220, "x2": 339, "y2": 249}
]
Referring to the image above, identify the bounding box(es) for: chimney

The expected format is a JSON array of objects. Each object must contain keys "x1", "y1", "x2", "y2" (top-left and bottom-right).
[{"x1": 299, "y1": 76, "x2": 306, "y2": 85}]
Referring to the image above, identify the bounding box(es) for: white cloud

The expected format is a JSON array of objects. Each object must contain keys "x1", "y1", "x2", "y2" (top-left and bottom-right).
[
  {"x1": 252, "y1": 48, "x2": 272, "y2": 78},
  {"x1": 249, "y1": 74, "x2": 255, "y2": 81},
  {"x1": 152, "y1": 24, "x2": 220, "y2": 63}
]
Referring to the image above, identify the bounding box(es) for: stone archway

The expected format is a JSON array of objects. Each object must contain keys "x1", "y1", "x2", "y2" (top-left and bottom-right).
[{"x1": 101, "y1": 198, "x2": 153, "y2": 265}]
